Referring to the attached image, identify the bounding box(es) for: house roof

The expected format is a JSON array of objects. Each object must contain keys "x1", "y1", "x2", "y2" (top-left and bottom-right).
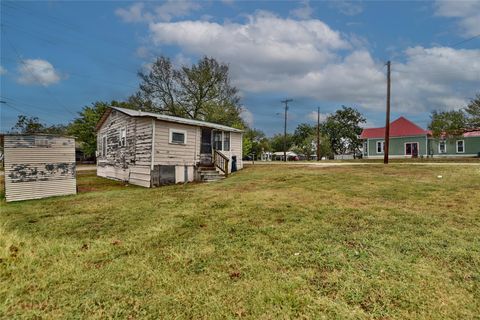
[
  {"x1": 360, "y1": 117, "x2": 429, "y2": 139},
  {"x1": 96, "y1": 106, "x2": 244, "y2": 133},
  {"x1": 463, "y1": 129, "x2": 480, "y2": 137}
]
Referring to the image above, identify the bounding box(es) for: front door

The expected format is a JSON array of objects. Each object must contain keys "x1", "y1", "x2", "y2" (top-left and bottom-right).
[
  {"x1": 200, "y1": 128, "x2": 213, "y2": 164},
  {"x1": 405, "y1": 142, "x2": 419, "y2": 157}
]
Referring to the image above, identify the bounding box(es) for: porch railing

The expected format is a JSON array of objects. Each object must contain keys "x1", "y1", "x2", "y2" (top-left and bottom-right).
[{"x1": 213, "y1": 150, "x2": 229, "y2": 177}]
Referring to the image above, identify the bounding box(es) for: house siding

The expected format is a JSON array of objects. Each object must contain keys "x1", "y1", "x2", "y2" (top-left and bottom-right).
[
  {"x1": 3, "y1": 135, "x2": 76, "y2": 202},
  {"x1": 429, "y1": 136, "x2": 480, "y2": 156},
  {"x1": 364, "y1": 135, "x2": 480, "y2": 158},
  {"x1": 96, "y1": 110, "x2": 153, "y2": 187},
  {"x1": 367, "y1": 136, "x2": 428, "y2": 157}
]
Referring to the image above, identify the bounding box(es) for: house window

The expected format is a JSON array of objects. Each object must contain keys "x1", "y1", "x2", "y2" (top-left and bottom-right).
[
  {"x1": 102, "y1": 135, "x2": 107, "y2": 156},
  {"x1": 213, "y1": 131, "x2": 223, "y2": 150},
  {"x1": 169, "y1": 129, "x2": 187, "y2": 144},
  {"x1": 438, "y1": 140, "x2": 446, "y2": 153},
  {"x1": 223, "y1": 132, "x2": 230, "y2": 151},
  {"x1": 363, "y1": 141, "x2": 368, "y2": 155},
  {"x1": 376, "y1": 141, "x2": 385, "y2": 153},
  {"x1": 456, "y1": 140, "x2": 464, "y2": 153},
  {"x1": 119, "y1": 128, "x2": 127, "y2": 147}
]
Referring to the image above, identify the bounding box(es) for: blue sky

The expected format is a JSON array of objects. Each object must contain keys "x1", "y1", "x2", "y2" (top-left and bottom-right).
[{"x1": 1, "y1": 0, "x2": 479, "y2": 135}]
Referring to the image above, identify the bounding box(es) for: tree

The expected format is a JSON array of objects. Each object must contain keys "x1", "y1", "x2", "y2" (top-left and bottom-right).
[
  {"x1": 10, "y1": 115, "x2": 67, "y2": 135},
  {"x1": 269, "y1": 133, "x2": 294, "y2": 152},
  {"x1": 322, "y1": 106, "x2": 366, "y2": 155},
  {"x1": 428, "y1": 110, "x2": 467, "y2": 138},
  {"x1": 292, "y1": 123, "x2": 315, "y2": 159},
  {"x1": 464, "y1": 94, "x2": 480, "y2": 129},
  {"x1": 137, "y1": 56, "x2": 244, "y2": 128},
  {"x1": 68, "y1": 102, "x2": 110, "y2": 157},
  {"x1": 243, "y1": 128, "x2": 269, "y2": 159}
]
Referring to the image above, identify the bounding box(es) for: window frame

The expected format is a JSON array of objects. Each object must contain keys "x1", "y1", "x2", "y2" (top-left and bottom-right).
[
  {"x1": 376, "y1": 141, "x2": 385, "y2": 154},
  {"x1": 438, "y1": 140, "x2": 446, "y2": 154},
  {"x1": 119, "y1": 127, "x2": 127, "y2": 147},
  {"x1": 456, "y1": 140, "x2": 465, "y2": 153},
  {"x1": 169, "y1": 128, "x2": 187, "y2": 145},
  {"x1": 223, "y1": 131, "x2": 230, "y2": 151},
  {"x1": 404, "y1": 142, "x2": 419, "y2": 156},
  {"x1": 101, "y1": 135, "x2": 107, "y2": 157},
  {"x1": 213, "y1": 130, "x2": 223, "y2": 151}
]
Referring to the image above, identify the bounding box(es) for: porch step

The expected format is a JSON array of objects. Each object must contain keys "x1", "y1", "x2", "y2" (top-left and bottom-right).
[{"x1": 198, "y1": 165, "x2": 225, "y2": 182}]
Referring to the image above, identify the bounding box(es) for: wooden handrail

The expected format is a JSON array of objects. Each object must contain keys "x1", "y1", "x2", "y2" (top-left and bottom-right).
[{"x1": 213, "y1": 150, "x2": 229, "y2": 177}]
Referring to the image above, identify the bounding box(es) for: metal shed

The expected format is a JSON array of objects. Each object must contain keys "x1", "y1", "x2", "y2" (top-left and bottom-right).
[{"x1": 2, "y1": 134, "x2": 77, "y2": 202}]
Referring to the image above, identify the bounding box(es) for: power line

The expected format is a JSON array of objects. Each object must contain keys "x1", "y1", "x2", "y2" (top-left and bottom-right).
[{"x1": 448, "y1": 33, "x2": 480, "y2": 48}]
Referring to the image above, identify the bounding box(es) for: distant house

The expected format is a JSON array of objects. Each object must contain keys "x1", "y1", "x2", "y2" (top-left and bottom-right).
[
  {"x1": 360, "y1": 116, "x2": 480, "y2": 158},
  {"x1": 95, "y1": 107, "x2": 243, "y2": 187}
]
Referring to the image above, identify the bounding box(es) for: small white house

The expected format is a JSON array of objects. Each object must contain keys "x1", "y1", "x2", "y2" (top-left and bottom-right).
[{"x1": 95, "y1": 107, "x2": 243, "y2": 187}]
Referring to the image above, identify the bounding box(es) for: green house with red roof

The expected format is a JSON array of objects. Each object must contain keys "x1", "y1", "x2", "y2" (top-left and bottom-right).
[{"x1": 360, "y1": 117, "x2": 480, "y2": 158}]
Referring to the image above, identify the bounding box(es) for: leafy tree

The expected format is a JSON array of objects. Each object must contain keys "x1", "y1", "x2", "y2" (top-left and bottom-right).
[
  {"x1": 269, "y1": 133, "x2": 294, "y2": 152},
  {"x1": 292, "y1": 123, "x2": 315, "y2": 159},
  {"x1": 321, "y1": 106, "x2": 366, "y2": 155},
  {"x1": 242, "y1": 128, "x2": 270, "y2": 159},
  {"x1": 10, "y1": 115, "x2": 67, "y2": 135},
  {"x1": 137, "y1": 56, "x2": 244, "y2": 128},
  {"x1": 428, "y1": 110, "x2": 467, "y2": 138},
  {"x1": 242, "y1": 135, "x2": 252, "y2": 158},
  {"x1": 464, "y1": 94, "x2": 480, "y2": 129},
  {"x1": 68, "y1": 102, "x2": 110, "y2": 157}
]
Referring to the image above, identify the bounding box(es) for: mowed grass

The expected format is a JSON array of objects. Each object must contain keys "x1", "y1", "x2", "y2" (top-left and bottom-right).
[{"x1": 1, "y1": 165, "x2": 480, "y2": 319}]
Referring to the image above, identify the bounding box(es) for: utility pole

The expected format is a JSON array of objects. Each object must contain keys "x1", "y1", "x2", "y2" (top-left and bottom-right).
[
  {"x1": 316, "y1": 107, "x2": 321, "y2": 161},
  {"x1": 384, "y1": 61, "x2": 391, "y2": 164},
  {"x1": 281, "y1": 98, "x2": 292, "y2": 162}
]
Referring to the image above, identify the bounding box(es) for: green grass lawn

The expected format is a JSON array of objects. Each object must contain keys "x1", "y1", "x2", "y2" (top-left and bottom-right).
[{"x1": 1, "y1": 165, "x2": 479, "y2": 319}]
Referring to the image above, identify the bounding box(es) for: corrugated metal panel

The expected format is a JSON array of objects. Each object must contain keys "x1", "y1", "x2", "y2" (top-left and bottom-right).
[{"x1": 4, "y1": 135, "x2": 77, "y2": 202}]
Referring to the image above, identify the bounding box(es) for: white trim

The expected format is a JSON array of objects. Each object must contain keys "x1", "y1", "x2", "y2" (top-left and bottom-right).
[
  {"x1": 404, "y1": 142, "x2": 419, "y2": 156},
  {"x1": 101, "y1": 134, "x2": 107, "y2": 157},
  {"x1": 223, "y1": 131, "x2": 231, "y2": 151},
  {"x1": 456, "y1": 140, "x2": 465, "y2": 153},
  {"x1": 169, "y1": 128, "x2": 187, "y2": 145},
  {"x1": 151, "y1": 119, "x2": 155, "y2": 170},
  {"x1": 438, "y1": 140, "x2": 447, "y2": 154},
  {"x1": 119, "y1": 127, "x2": 127, "y2": 147},
  {"x1": 376, "y1": 140, "x2": 385, "y2": 154}
]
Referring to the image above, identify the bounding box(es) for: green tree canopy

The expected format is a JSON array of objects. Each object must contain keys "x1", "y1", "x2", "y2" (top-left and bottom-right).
[
  {"x1": 464, "y1": 94, "x2": 480, "y2": 129},
  {"x1": 292, "y1": 123, "x2": 315, "y2": 159},
  {"x1": 321, "y1": 106, "x2": 365, "y2": 155},
  {"x1": 270, "y1": 133, "x2": 294, "y2": 152},
  {"x1": 68, "y1": 101, "x2": 110, "y2": 157},
  {"x1": 137, "y1": 56, "x2": 244, "y2": 128},
  {"x1": 428, "y1": 110, "x2": 467, "y2": 138},
  {"x1": 10, "y1": 115, "x2": 68, "y2": 135}
]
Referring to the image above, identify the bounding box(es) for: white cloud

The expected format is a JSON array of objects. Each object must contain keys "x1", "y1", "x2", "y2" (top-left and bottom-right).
[
  {"x1": 330, "y1": 1, "x2": 363, "y2": 16},
  {"x1": 17, "y1": 59, "x2": 62, "y2": 86},
  {"x1": 115, "y1": 3, "x2": 153, "y2": 23},
  {"x1": 115, "y1": 1, "x2": 201, "y2": 23},
  {"x1": 241, "y1": 107, "x2": 254, "y2": 127},
  {"x1": 290, "y1": 0, "x2": 313, "y2": 20},
  {"x1": 0, "y1": 65, "x2": 7, "y2": 75},
  {"x1": 145, "y1": 11, "x2": 479, "y2": 115},
  {"x1": 434, "y1": 0, "x2": 480, "y2": 37}
]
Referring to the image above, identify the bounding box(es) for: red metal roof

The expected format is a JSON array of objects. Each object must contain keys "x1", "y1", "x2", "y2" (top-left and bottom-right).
[
  {"x1": 464, "y1": 130, "x2": 480, "y2": 137},
  {"x1": 360, "y1": 117, "x2": 429, "y2": 139}
]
